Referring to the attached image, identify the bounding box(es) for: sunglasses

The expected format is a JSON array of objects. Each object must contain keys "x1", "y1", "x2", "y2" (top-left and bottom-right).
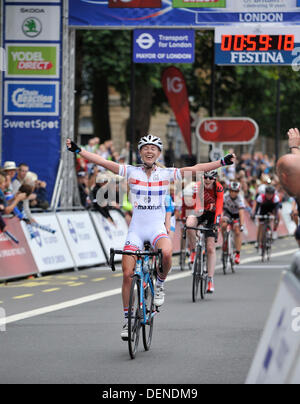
[{"x1": 204, "y1": 176, "x2": 215, "y2": 180}]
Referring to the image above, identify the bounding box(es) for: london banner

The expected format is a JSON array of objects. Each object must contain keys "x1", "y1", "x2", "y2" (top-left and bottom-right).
[{"x1": 70, "y1": 0, "x2": 300, "y2": 27}]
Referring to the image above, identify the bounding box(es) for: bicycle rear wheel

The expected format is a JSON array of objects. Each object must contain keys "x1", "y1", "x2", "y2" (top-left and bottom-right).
[
  {"x1": 128, "y1": 276, "x2": 142, "y2": 360},
  {"x1": 222, "y1": 232, "x2": 229, "y2": 275},
  {"x1": 200, "y1": 252, "x2": 208, "y2": 300},
  {"x1": 261, "y1": 226, "x2": 267, "y2": 263},
  {"x1": 142, "y1": 278, "x2": 155, "y2": 352},
  {"x1": 192, "y1": 249, "x2": 201, "y2": 303},
  {"x1": 229, "y1": 232, "x2": 235, "y2": 274},
  {"x1": 266, "y1": 228, "x2": 272, "y2": 262}
]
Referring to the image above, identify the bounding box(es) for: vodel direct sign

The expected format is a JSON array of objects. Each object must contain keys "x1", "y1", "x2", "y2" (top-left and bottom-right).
[{"x1": 133, "y1": 29, "x2": 195, "y2": 64}]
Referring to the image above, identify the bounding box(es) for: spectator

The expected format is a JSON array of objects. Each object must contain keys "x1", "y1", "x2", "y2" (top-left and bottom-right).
[
  {"x1": 0, "y1": 172, "x2": 27, "y2": 216},
  {"x1": 91, "y1": 172, "x2": 115, "y2": 225},
  {"x1": 3, "y1": 161, "x2": 17, "y2": 194},
  {"x1": 12, "y1": 163, "x2": 29, "y2": 194},
  {"x1": 77, "y1": 171, "x2": 91, "y2": 208}
]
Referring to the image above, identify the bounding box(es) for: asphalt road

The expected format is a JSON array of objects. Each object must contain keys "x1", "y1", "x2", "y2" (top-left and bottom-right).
[{"x1": 0, "y1": 237, "x2": 298, "y2": 385}]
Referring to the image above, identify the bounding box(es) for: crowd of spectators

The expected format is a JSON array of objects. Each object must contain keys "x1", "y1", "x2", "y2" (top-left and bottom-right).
[
  {"x1": 220, "y1": 151, "x2": 289, "y2": 212},
  {"x1": 0, "y1": 161, "x2": 49, "y2": 231}
]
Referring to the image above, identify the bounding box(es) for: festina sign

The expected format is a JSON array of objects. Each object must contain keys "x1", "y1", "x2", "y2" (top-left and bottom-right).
[
  {"x1": 109, "y1": 0, "x2": 161, "y2": 7},
  {"x1": 215, "y1": 26, "x2": 300, "y2": 66}
]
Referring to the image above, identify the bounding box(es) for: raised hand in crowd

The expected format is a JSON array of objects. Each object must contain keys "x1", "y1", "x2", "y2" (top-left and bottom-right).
[{"x1": 288, "y1": 128, "x2": 300, "y2": 154}]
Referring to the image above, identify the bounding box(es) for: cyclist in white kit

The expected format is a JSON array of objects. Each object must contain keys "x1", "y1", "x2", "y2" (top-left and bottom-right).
[{"x1": 67, "y1": 136, "x2": 236, "y2": 340}]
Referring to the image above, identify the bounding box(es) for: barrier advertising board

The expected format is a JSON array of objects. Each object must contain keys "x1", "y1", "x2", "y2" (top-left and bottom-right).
[
  {"x1": 90, "y1": 210, "x2": 128, "y2": 261},
  {"x1": 21, "y1": 213, "x2": 74, "y2": 274},
  {"x1": 56, "y1": 211, "x2": 106, "y2": 267},
  {"x1": 246, "y1": 271, "x2": 300, "y2": 384},
  {"x1": 0, "y1": 217, "x2": 38, "y2": 281}
]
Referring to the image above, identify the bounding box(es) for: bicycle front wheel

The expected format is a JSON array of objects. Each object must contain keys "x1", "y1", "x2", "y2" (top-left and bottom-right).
[
  {"x1": 180, "y1": 236, "x2": 189, "y2": 271},
  {"x1": 142, "y1": 279, "x2": 155, "y2": 352},
  {"x1": 128, "y1": 276, "x2": 142, "y2": 360}
]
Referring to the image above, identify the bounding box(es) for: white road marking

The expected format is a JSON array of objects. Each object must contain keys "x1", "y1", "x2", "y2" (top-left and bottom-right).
[{"x1": 0, "y1": 248, "x2": 298, "y2": 327}]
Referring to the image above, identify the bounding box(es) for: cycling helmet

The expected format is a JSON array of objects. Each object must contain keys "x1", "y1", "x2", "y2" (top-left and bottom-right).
[
  {"x1": 204, "y1": 170, "x2": 218, "y2": 179},
  {"x1": 138, "y1": 134, "x2": 163, "y2": 152},
  {"x1": 230, "y1": 182, "x2": 241, "y2": 192},
  {"x1": 265, "y1": 186, "x2": 275, "y2": 195}
]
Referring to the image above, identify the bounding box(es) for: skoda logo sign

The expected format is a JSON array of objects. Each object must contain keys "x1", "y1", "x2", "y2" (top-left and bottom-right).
[
  {"x1": 136, "y1": 33, "x2": 155, "y2": 50},
  {"x1": 22, "y1": 17, "x2": 42, "y2": 38}
]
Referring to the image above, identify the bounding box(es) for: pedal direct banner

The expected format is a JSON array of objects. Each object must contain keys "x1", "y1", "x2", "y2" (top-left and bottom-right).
[
  {"x1": 1, "y1": 1, "x2": 63, "y2": 201},
  {"x1": 69, "y1": 0, "x2": 300, "y2": 27}
]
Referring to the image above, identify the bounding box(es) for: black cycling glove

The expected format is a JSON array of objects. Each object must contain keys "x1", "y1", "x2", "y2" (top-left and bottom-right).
[
  {"x1": 67, "y1": 141, "x2": 81, "y2": 154},
  {"x1": 221, "y1": 154, "x2": 234, "y2": 166}
]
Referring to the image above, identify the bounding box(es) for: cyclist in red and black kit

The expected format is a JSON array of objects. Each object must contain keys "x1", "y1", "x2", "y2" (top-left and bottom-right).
[
  {"x1": 251, "y1": 186, "x2": 281, "y2": 249},
  {"x1": 186, "y1": 170, "x2": 224, "y2": 294}
]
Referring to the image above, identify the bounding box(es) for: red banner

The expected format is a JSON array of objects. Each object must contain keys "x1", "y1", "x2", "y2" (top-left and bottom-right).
[
  {"x1": 0, "y1": 217, "x2": 38, "y2": 281},
  {"x1": 109, "y1": 0, "x2": 161, "y2": 8},
  {"x1": 162, "y1": 67, "x2": 192, "y2": 156}
]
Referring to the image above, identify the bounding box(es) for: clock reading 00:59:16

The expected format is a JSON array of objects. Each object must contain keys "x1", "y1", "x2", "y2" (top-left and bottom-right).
[{"x1": 221, "y1": 35, "x2": 295, "y2": 52}]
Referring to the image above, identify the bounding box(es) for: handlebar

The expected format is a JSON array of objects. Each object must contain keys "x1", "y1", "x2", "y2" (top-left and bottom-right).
[
  {"x1": 110, "y1": 248, "x2": 163, "y2": 273},
  {"x1": 255, "y1": 215, "x2": 276, "y2": 220},
  {"x1": 183, "y1": 225, "x2": 215, "y2": 240}
]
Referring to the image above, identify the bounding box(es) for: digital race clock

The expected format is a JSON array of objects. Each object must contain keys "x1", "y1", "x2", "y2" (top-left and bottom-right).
[
  {"x1": 221, "y1": 35, "x2": 295, "y2": 52},
  {"x1": 215, "y1": 27, "x2": 300, "y2": 66}
]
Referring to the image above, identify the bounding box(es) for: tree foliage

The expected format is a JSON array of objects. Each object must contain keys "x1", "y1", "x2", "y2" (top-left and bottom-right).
[{"x1": 77, "y1": 29, "x2": 300, "y2": 145}]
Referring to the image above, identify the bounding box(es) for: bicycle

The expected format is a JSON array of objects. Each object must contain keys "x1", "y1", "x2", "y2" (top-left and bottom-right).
[
  {"x1": 179, "y1": 219, "x2": 190, "y2": 271},
  {"x1": 222, "y1": 219, "x2": 238, "y2": 275},
  {"x1": 184, "y1": 225, "x2": 213, "y2": 303},
  {"x1": 256, "y1": 215, "x2": 275, "y2": 263},
  {"x1": 110, "y1": 245, "x2": 163, "y2": 360}
]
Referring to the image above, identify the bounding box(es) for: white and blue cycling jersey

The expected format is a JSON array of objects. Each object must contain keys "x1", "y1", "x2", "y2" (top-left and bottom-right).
[{"x1": 119, "y1": 164, "x2": 181, "y2": 251}]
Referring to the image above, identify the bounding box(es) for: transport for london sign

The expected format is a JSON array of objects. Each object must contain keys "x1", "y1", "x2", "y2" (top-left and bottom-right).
[
  {"x1": 133, "y1": 29, "x2": 194, "y2": 64},
  {"x1": 69, "y1": 0, "x2": 300, "y2": 27}
]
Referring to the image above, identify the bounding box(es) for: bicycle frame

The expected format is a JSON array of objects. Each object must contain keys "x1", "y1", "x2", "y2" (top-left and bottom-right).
[
  {"x1": 222, "y1": 219, "x2": 239, "y2": 275},
  {"x1": 184, "y1": 225, "x2": 212, "y2": 302},
  {"x1": 110, "y1": 247, "x2": 163, "y2": 359},
  {"x1": 255, "y1": 215, "x2": 275, "y2": 262},
  {"x1": 134, "y1": 256, "x2": 156, "y2": 325}
]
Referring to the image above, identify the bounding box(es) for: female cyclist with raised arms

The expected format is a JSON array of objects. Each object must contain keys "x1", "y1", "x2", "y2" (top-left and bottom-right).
[{"x1": 67, "y1": 136, "x2": 236, "y2": 340}]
